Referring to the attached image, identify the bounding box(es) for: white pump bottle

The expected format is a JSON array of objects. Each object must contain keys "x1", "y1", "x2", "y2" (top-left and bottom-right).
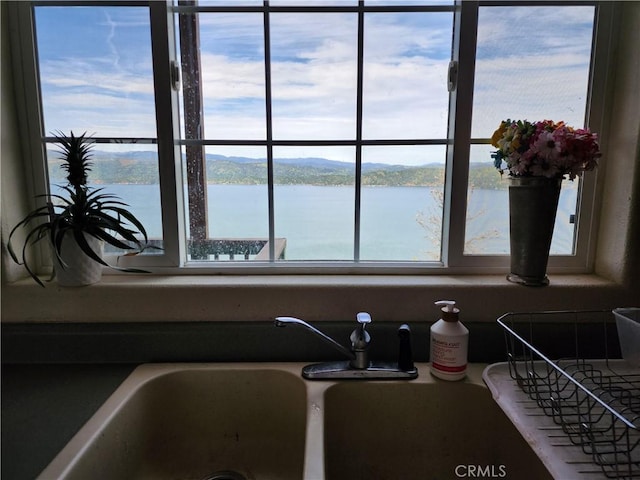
[{"x1": 430, "y1": 300, "x2": 469, "y2": 381}]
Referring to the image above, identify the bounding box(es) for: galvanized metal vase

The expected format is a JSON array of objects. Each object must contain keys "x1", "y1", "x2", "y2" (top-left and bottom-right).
[{"x1": 507, "y1": 176, "x2": 561, "y2": 286}]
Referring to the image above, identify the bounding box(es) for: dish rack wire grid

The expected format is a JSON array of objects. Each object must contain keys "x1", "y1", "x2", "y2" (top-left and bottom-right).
[{"x1": 498, "y1": 310, "x2": 640, "y2": 479}]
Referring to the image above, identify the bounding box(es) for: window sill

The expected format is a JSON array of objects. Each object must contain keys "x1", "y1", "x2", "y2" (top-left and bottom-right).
[{"x1": 1, "y1": 273, "x2": 631, "y2": 324}]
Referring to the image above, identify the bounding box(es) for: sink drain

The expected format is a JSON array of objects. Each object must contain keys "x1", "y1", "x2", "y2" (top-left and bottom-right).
[{"x1": 203, "y1": 471, "x2": 247, "y2": 480}]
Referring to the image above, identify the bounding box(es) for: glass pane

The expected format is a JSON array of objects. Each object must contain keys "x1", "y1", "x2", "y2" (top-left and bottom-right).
[
  {"x1": 468, "y1": 6, "x2": 593, "y2": 255},
  {"x1": 271, "y1": 1, "x2": 357, "y2": 5},
  {"x1": 47, "y1": 143, "x2": 163, "y2": 252},
  {"x1": 182, "y1": 146, "x2": 270, "y2": 261},
  {"x1": 35, "y1": 6, "x2": 156, "y2": 137},
  {"x1": 551, "y1": 184, "x2": 578, "y2": 255},
  {"x1": 194, "y1": 1, "x2": 263, "y2": 5},
  {"x1": 366, "y1": 1, "x2": 453, "y2": 5},
  {"x1": 270, "y1": 13, "x2": 358, "y2": 140},
  {"x1": 273, "y1": 147, "x2": 355, "y2": 260},
  {"x1": 471, "y1": 6, "x2": 595, "y2": 138},
  {"x1": 362, "y1": 12, "x2": 452, "y2": 139},
  {"x1": 178, "y1": 12, "x2": 266, "y2": 140},
  {"x1": 360, "y1": 145, "x2": 446, "y2": 261},
  {"x1": 465, "y1": 145, "x2": 509, "y2": 255},
  {"x1": 464, "y1": 145, "x2": 578, "y2": 255}
]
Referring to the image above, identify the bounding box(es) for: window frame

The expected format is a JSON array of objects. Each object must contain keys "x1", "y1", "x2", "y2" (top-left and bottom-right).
[{"x1": 8, "y1": 0, "x2": 615, "y2": 276}]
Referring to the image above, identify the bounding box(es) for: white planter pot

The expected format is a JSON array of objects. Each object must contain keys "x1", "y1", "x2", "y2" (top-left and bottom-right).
[{"x1": 53, "y1": 232, "x2": 104, "y2": 287}]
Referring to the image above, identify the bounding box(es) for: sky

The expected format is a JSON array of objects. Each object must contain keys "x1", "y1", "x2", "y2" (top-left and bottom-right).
[{"x1": 35, "y1": 2, "x2": 595, "y2": 166}]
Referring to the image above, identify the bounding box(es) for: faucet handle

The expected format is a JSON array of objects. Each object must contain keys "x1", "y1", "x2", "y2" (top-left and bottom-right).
[
  {"x1": 356, "y1": 312, "x2": 372, "y2": 326},
  {"x1": 397, "y1": 324, "x2": 415, "y2": 372},
  {"x1": 351, "y1": 312, "x2": 372, "y2": 350}
]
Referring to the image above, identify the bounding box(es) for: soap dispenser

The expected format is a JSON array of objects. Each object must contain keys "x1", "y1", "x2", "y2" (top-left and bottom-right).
[{"x1": 430, "y1": 300, "x2": 469, "y2": 381}]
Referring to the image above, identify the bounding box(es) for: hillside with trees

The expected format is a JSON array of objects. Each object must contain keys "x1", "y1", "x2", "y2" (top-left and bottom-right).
[{"x1": 47, "y1": 151, "x2": 508, "y2": 189}]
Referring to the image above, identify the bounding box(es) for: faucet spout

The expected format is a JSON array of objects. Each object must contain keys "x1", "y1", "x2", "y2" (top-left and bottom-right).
[
  {"x1": 274, "y1": 316, "x2": 355, "y2": 360},
  {"x1": 274, "y1": 314, "x2": 418, "y2": 380}
]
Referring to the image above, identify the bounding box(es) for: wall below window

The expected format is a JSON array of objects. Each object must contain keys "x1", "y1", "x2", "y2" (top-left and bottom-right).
[
  {"x1": 0, "y1": 274, "x2": 635, "y2": 325},
  {"x1": 1, "y1": 313, "x2": 621, "y2": 365}
]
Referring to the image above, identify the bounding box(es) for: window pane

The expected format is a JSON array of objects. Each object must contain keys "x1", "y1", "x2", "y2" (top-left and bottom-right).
[
  {"x1": 471, "y1": 6, "x2": 595, "y2": 138},
  {"x1": 36, "y1": 6, "x2": 162, "y2": 255},
  {"x1": 465, "y1": 145, "x2": 509, "y2": 255},
  {"x1": 467, "y1": 6, "x2": 594, "y2": 256},
  {"x1": 270, "y1": 13, "x2": 358, "y2": 140},
  {"x1": 35, "y1": 6, "x2": 156, "y2": 137},
  {"x1": 179, "y1": 13, "x2": 266, "y2": 140},
  {"x1": 195, "y1": 1, "x2": 263, "y2": 5},
  {"x1": 183, "y1": 146, "x2": 270, "y2": 261},
  {"x1": 271, "y1": 1, "x2": 357, "y2": 5},
  {"x1": 363, "y1": 12, "x2": 452, "y2": 139},
  {"x1": 48, "y1": 144, "x2": 163, "y2": 252},
  {"x1": 360, "y1": 145, "x2": 445, "y2": 261},
  {"x1": 273, "y1": 147, "x2": 355, "y2": 260},
  {"x1": 366, "y1": 1, "x2": 453, "y2": 5}
]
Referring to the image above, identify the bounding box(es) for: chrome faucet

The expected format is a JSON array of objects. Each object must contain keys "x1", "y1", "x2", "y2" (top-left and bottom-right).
[{"x1": 274, "y1": 312, "x2": 418, "y2": 380}]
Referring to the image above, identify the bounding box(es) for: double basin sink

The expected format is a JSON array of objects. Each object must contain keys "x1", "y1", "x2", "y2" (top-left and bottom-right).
[{"x1": 38, "y1": 363, "x2": 550, "y2": 480}]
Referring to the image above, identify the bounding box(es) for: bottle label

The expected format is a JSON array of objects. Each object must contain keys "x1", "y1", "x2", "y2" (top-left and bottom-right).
[
  {"x1": 430, "y1": 335, "x2": 468, "y2": 372},
  {"x1": 431, "y1": 361, "x2": 467, "y2": 373}
]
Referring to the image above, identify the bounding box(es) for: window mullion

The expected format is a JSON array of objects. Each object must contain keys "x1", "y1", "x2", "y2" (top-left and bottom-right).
[
  {"x1": 264, "y1": 2, "x2": 275, "y2": 262},
  {"x1": 145, "y1": 0, "x2": 185, "y2": 267},
  {"x1": 444, "y1": 0, "x2": 477, "y2": 268},
  {"x1": 354, "y1": 1, "x2": 365, "y2": 262}
]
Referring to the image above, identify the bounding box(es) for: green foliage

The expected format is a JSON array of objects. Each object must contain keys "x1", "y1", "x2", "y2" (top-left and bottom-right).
[
  {"x1": 55, "y1": 131, "x2": 93, "y2": 187},
  {"x1": 9, "y1": 132, "x2": 154, "y2": 286},
  {"x1": 50, "y1": 151, "x2": 508, "y2": 189}
]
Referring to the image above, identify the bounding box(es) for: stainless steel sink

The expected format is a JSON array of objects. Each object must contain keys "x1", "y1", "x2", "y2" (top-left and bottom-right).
[
  {"x1": 323, "y1": 380, "x2": 553, "y2": 480},
  {"x1": 38, "y1": 364, "x2": 307, "y2": 480}
]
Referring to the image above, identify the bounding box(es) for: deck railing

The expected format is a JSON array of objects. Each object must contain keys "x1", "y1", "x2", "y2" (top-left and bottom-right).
[
  {"x1": 188, "y1": 238, "x2": 287, "y2": 261},
  {"x1": 106, "y1": 238, "x2": 287, "y2": 261}
]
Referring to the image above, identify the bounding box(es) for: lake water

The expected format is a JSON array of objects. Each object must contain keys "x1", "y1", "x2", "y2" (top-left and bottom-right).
[{"x1": 78, "y1": 184, "x2": 577, "y2": 261}]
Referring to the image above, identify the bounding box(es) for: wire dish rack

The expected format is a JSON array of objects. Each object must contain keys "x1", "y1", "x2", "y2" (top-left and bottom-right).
[{"x1": 484, "y1": 310, "x2": 640, "y2": 479}]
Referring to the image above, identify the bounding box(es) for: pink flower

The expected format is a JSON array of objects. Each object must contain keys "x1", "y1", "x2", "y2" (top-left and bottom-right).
[
  {"x1": 491, "y1": 119, "x2": 601, "y2": 180},
  {"x1": 532, "y1": 130, "x2": 561, "y2": 162}
]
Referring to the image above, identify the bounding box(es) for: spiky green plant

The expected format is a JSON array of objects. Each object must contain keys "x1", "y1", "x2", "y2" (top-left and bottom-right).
[
  {"x1": 58, "y1": 131, "x2": 93, "y2": 187},
  {"x1": 8, "y1": 131, "x2": 153, "y2": 286}
]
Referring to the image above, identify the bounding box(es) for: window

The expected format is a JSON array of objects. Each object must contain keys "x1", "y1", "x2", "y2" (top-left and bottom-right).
[
  {"x1": 12, "y1": 0, "x2": 613, "y2": 274},
  {"x1": 33, "y1": 5, "x2": 165, "y2": 254}
]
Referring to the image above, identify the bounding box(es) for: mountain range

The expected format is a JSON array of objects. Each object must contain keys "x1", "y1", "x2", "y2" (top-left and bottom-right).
[{"x1": 47, "y1": 150, "x2": 506, "y2": 189}]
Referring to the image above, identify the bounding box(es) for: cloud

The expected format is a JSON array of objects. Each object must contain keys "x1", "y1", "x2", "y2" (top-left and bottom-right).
[
  {"x1": 103, "y1": 11, "x2": 120, "y2": 70},
  {"x1": 200, "y1": 53, "x2": 266, "y2": 99},
  {"x1": 471, "y1": 5, "x2": 594, "y2": 137},
  {"x1": 476, "y1": 5, "x2": 594, "y2": 57},
  {"x1": 41, "y1": 60, "x2": 153, "y2": 95},
  {"x1": 36, "y1": 4, "x2": 595, "y2": 164},
  {"x1": 194, "y1": 10, "x2": 451, "y2": 144}
]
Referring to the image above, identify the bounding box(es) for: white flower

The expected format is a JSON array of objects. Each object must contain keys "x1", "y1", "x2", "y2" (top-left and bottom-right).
[{"x1": 532, "y1": 131, "x2": 560, "y2": 162}]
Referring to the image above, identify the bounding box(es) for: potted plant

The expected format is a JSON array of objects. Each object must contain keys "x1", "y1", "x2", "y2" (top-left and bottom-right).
[
  {"x1": 491, "y1": 119, "x2": 601, "y2": 286},
  {"x1": 8, "y1": 131, "x2": 153, "y2": 287}
]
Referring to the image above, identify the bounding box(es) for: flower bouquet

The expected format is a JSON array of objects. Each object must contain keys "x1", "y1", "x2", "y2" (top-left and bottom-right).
[
  {"x1": 490, "y1": 120, "x2": 601, "y2": 286},
  {"x1": 491, "y1": 119, "x2": 601, "y2": 180}
]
